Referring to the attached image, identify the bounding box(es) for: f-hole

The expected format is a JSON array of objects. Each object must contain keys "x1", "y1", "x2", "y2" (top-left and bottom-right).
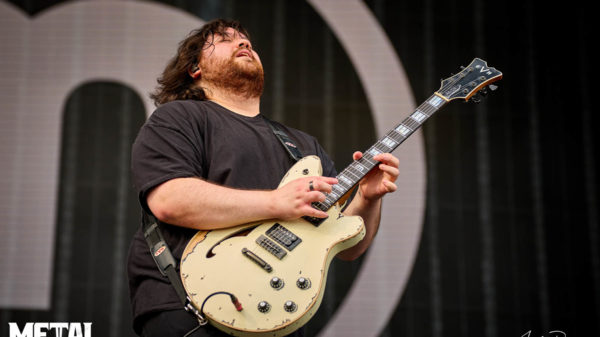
[{"x1": 206, "y1": 224, "x2": 260, "y2": 258}]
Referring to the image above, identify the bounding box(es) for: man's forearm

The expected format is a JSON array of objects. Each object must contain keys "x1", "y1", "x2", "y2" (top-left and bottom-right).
[
  {"x1": 147, "y1": 177, "x2": 276, "y2": 230},
  {"x1": 146, "y1": 175, "x2": 338, "y2": 230},
  {"x1": 338, "y1": 191, "x2": 383, "y2": 261}
]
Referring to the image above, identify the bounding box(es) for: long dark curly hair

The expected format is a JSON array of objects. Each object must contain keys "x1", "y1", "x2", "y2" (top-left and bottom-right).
[{"x1": 150, "y1": 19, "x2": 250, "y2": 106}]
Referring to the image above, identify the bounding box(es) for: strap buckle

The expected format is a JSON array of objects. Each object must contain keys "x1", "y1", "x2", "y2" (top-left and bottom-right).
[{"x1": 185, "y1": 297, "x2": 208, "y2": 326}]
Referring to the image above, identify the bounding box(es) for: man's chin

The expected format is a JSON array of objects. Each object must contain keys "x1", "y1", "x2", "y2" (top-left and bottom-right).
[
  {"x1": 202, "y1": 58, "x2": 264, "y2": 98},
  {"x1": 234, "y1": 58, "x2": 262, "y2": 71}
]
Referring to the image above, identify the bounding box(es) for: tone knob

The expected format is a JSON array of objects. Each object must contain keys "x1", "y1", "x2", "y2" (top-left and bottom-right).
[
  {"x1": 270, "y1": 277, "x2": 284, "y2": 290},
  {"x1": 296, "y1": 277, "x2": 311, "y2": 289},
  {"x1": 257, "y1": 301, "x2": 271, "y2": 313},
  {"x1": 283, "y1": 300, "x2": 297, "y2": 313}
]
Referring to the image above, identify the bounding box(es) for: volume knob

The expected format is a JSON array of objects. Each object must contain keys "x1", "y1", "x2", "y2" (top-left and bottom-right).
[
  {"x1": 257, "y1": 301, "x2": 271, "y2": 313},
  {"x1": 296, "y1": 277, "x2": 311, "y2": 289},
  {"x1": 270, "y1": 277, "x2": 284, "y2": 290},
  {"x1": 283, "y1": 300, "x2": 297, "y2": 313}
]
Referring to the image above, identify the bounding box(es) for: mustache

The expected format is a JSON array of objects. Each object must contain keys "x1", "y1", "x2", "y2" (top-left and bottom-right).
[{"x1": 232, "y1": 46, "x2": 254, "y2": 59}]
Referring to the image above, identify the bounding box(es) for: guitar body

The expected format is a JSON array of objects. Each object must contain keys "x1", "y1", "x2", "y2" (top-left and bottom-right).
[{"x1": 180, "y1": 156, "x2": 366, "y2": 336}]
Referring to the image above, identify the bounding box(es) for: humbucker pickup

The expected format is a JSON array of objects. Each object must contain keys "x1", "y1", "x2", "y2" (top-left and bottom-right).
[
  {"x1": 266, "y1": 223, "x2": 302, "y2": 250},
  {"x1": 256, "y1": 235, "x2": 287, "y2": 259}
]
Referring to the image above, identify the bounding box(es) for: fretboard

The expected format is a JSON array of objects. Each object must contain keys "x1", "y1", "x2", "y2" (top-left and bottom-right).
[{"x1": 313, "y1": 93, "x2": 448, "y2": 212}]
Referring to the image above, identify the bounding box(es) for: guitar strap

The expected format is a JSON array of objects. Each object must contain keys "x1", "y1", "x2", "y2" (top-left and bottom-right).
[
  {"x1": 140, "y1": 117, "x2": 303, "y2": 325},
  {"x1": 264, "y1": 117, "x2": 303, "y2": 162},
  {"x1": 141, "y1": 211, "x2": 207, "y2": 325}
]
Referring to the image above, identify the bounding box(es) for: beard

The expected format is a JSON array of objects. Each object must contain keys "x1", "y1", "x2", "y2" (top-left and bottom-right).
[{"x1": 200, "y1": 52, "x2": 264, "y2": 99}]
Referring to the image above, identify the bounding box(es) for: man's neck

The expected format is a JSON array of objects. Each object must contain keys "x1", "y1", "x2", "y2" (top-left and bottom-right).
[{"x1": 206, "y1": 87, "x2": 261, "y2": 117}]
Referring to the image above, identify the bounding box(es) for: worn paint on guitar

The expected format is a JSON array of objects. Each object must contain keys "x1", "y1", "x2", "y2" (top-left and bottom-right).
[{"x1": 180, "y1": 156, "x2": 366, "y2": 337}]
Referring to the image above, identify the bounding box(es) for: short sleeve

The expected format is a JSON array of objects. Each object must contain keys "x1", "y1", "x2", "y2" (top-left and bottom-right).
[{"x1": 130, "y1": 102, "x2": 206, "y2": 210}]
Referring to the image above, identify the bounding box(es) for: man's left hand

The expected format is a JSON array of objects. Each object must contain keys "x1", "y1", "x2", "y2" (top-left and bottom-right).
[{"x1": 353, "y1": 152, "x2": 399, "y2": 201}]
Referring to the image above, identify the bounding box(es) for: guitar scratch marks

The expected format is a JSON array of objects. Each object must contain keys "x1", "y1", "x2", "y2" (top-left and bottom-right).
[
  {"x1": 181, "y1": 233, "x2": 208, "y2": 262},
  {"x1": 221, "y1": 318, "x2": 236, "y2": 326},
  {"x1": 272, "y1": 319, "x2": 292, "y2": 329}
]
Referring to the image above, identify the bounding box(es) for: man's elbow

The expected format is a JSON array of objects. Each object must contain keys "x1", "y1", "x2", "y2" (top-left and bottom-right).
[
  {"x1": 336, "y1": 246, "x2": 366, "y2": 261},
  {"x1": 146, "y1": 186, "x2": 184, "y2": 224},
  {"x1": 147, "y1": 200, "x2": 179, "y2": 224}
]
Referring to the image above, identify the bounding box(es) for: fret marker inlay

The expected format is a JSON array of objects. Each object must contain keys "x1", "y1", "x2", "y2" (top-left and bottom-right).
[
  {"x1": 368, "y1": 148, "x2": 381, "y2": 156},
  {"x1": 428, "y1": 96, "x2": 443, "y2": 107},
  {"x1": 381, "y1": 137, "x2": 397, "y2": 148},
  {"x1": 339, "y1": 175, "x2": 352, "y2": 185},
  {"x1": 411, "y1": 110, "x2": 427, "y2": 122},
  {"x1": 396, "y1": 125, "x2": 411, "y2": 136}
]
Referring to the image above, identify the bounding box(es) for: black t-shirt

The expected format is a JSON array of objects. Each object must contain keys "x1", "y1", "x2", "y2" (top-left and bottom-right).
[{"x1": 127, "y1": 100, "x2": 336, "y2": 334}]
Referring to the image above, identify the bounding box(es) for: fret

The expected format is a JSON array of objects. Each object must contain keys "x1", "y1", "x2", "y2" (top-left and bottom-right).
[
  {"x1": 419, "y1": 103, "x2": 436, "y2": 115},
  {"x1": 354, "y1": 162, "x2": 368, "y2": 173},
  {"x1": 318, "y1": 96, "x2": 443, "y2": 212},
  {"x1": 367, "y1": 147, "x2": 381, "y2": 157},
  {"x1": 374, "y1": 142, "x2": 389, "y2": 152},
  {"x1": 343, "y1": 167, "x2": 359, "y2": 177},
  {"x1": 306, "y1": 59, "x2": 503, "y2": 216},
  {"x1": 332, "y1": 184, "x2": 343, "y2": 194},
  {"x1": 360, "y1": 156, "x2": 377, "y2": 169},
  {"x1": 343, "y1": 168, "x2": 361, "y2": 181},
  {"x1": 317, "y1": 101, "x2": 437, "y2": 210},
  {"x1": 312, "y1": 201, "x2": 327, "y2": 211},
  {"x1": 338, "y1": 174, "x2": 353, "y2": 186},
  {"x1": 403, "y1": 119, "x2": 420, "y2": 130},
  {"x1": 387, "y1": 130, "x2": 404, "y2": 143}
]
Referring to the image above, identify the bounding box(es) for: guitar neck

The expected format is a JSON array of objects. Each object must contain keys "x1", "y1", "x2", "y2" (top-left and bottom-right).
[{"x1": 313, "y1": 93, "x2": 448, "y2": 212}]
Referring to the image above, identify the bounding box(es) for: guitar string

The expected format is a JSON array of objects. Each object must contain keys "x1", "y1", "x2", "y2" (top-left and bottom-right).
[
  {"x1": 315, "y1": 63, "x2": 497, "y2": 210},
  {"x1": 316, "y1": 95, "x2": 444, "y2": 210}
]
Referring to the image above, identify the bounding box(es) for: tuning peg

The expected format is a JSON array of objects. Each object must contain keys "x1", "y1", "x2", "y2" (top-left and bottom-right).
[
  {"x1": 460, "y1": 66, "x2": 465, "y2": 70},
  {"x1": 488, "y1": 84, "x2": 498, "y2": 91},
  {"x1": 470, "y1": 92, "x2": 482, "y2": 103}
]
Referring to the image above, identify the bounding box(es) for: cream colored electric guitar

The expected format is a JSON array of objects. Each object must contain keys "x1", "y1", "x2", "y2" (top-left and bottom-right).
[{"x1": 180, "y1": 58, "x2": 502, "y2": 336}]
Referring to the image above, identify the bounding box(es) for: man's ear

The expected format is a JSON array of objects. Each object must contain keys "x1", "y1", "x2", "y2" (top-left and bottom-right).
[{"x1": 189, "y1": 64, "x2": 201, "y2": 79}]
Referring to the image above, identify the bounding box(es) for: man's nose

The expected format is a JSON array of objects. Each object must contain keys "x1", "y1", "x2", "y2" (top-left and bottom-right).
[{"x1": 238, "y1": 40, "x2": 252, "y2": 50}]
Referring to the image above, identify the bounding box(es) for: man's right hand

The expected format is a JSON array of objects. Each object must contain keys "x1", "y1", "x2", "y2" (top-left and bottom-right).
[{"x1": 269, "y1": 176, "x2": 338, "y2": 220}]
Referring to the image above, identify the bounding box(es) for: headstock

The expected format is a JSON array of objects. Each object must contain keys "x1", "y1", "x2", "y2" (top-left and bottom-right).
[{"x1": 436, "y1": 58, "x2": 502, "y2": 102}]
